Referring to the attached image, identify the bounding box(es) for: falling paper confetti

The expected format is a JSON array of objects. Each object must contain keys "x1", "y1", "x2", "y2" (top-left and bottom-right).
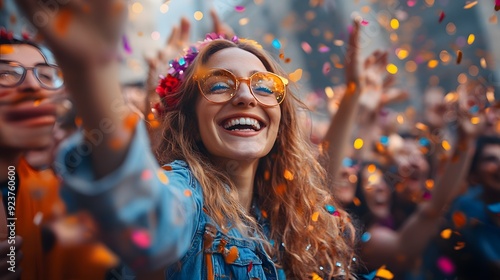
[
  {"x1": 439, "y1": 11, "x2": 445, "y2": 23},
  {"x1": 235, "y1": 5, "x2": 245, "y2": 12},
  {"x1": 272, "y1": 39, "x2": 282, "y2": 49},
  {"x1": 456, "y1": 50, "x2": 463, "y2": 64},
  {"x1": 376, "y1": 266, "x2": 394, "y2": 279},
  {"x1": 55, "y1": 9, "x2": 73, "y2": 37},
  {"x1": 122, "y1": 35, "x2": 132, "y2": 54},
  {"x1": 301, "y1": 42, "x2": 312, "y2": 54},
  {"x1": 496, "y1": 0, "x2": 500, "y2": 11},
  {"x1": 464, "y1": 1, "x2": 478, "y2": 9},
  {"x1": 437, "y1": 256, "x2": 455, "y2": 275},
  {"x1": 322, "y1": 62, "x2": 331, "y2": 75},
  {"x1": 131, "y1": 229, "x2": 151, "y2": 248}
]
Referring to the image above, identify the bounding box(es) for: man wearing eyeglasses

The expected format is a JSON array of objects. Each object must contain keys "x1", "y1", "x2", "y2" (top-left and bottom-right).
[{"x1": 0, "y1": 33, "x2": 117, "y2": 280}]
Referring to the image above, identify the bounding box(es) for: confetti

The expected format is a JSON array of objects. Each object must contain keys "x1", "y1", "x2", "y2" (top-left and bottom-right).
[
  {"x1": 288, "y1": 68, "x2": 303, "y2": 82},
  {"x1": 325, "y1": 204, "x2": 336, "y2": 214},
  {"x1": 247, "y1": 261, "x2": 253, "y2": 272},
  {"x1": 131, "y1": 229, "x2": 151, "y2": 249},
  {"x1": 184, "y1": 189, "x2": 192, "y2": 197},
  {"x1": 141, "y1": 170, "x2": 152, "y2": 181},
  {"x1": 452, "y1": 211, "x2": 467, "y2": 228},
  {"x1": 224, "y1": 246, "x2": 239, "y2": 263},
  {"x1": 55, "y1": 9, "x2": 73, "y2": 37},
  {"x1": 318, "y1": 45, "x2": 330, "y2": 53},
  {"x1": 496, "y1": 0, "x2": 500, "y2": 11},
  {"x1": 454, "y1": 242, "x2": 465, "y2": 250},
  {"x1": 235, "y1": 5, "x2": 245, "y2": 12},
  {"x1": 360, "y1": 19, "x2": 369, "y2": 26},
  {"x1": 487, "y1": 202, "x2": 500, "y2": 213},
  {"x1": 440, "y1": 229, "x2": 452, "y2": 239},
  {"x1": 33, "y1": 212, "x2": 43, "y2": 226},
  {"x1": 157, "y1": 170, "x2": 169, "y2": 184},
  {"x1": 438, "y1": 11, "x2": 445, "y2": 23},
  {"x1": 322, "y1": 62, "x2": 331, "y2": 75},
  {"x1": 311, "y1": 211, "x2": 320, "y2": 222},
  {"x1": 301, "y1": 42, "x2": 312, "y2": 54},
  {"x1": 272, "y1": 39, "x2": 282, "y2": 49},
  {"x1": 275, "y1": 184, "x2": 286, "y2": 195},
  {"x1": 0, "y1": 45, "x2": 14, "y2": 55},
  {"x1": 312, "y1": 272, "x2": 323, "y2": 280},
  {"x1": 464, "y1": 1, "x2": 478, "y2": 9},
  {"x1": 437, "y1": 256, "x2": 455, "y2": 275},
  {"x1": 456, "y1": 50, "x2": 463, "y2": 64},
  {"x1": 122, "y1": 35, "x2": 132, "y2": 54},
  {"x1": 284, "y1": 169, "x2": 294, "y2": 180},
  {"x1": 361, "y1": 232, "x2": 371, "y2": 242},
  {"x1": 376, "y1": 266, "x2": 394, "y2": 279}
]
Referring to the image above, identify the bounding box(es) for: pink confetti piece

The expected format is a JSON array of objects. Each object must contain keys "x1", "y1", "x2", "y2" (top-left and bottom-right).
[
  {"x1": 235, "y1": 5, "x2": 245, "y2": 12},
  {"x1": 318, "y1": 45, "x2": 330, "y2": 53},
  {"x1": 407, "y1": 0, "x2": 416, "y2": 7},
  {"x1": 322, "y1": 62, "x2": 331, "y2": 75},
  {"x1": 496, "y1": 0, "x2": 500, "y2": 11},
  {"x1": 122, "y1": 35, "x2": 132, "y2": 54},
  {"x1": 141, "y1": 170, "x2": 152, "y2": 181},
  {"x1": 131, "y1": 229, "x2": 151, "y2": 248},
  {"x1": 437, "y1": 256, "x2": 455, "y2": 275},
  {"x1": 361, "y1": 19, "x2": 369, "y2": 26},
  {"x1": 439, "y1": 11, "x2": 445, "y2": 23},
  {"x1": 301, "y1": 42, "x2": 312, "y2": 54}
]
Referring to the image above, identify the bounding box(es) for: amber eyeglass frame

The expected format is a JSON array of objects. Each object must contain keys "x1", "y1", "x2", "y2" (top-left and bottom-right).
[{"x1": 195, "y1": 68, "x2": 288, "y2": 107}]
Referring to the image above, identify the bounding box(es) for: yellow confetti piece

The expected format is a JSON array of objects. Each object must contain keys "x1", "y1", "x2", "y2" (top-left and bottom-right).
[
  {"x1": 390, "y1": 18, "x2": 400, "y2": 29},
  {"x1": 376, "y1": 266, "x2": 394, "y2": 279},
  {"x1": 157, "y1": 170, "x2": 169, "y2": 184},
  {"x1": 487, "y1": 88, "x2": 495, "y2": 103},
  {"x1": 464, "y1": 1, "x2": 478, "y2": 9},
  {"x1": 284, "y1": 170, "x2": 294, "y2": 180},
  {"x1": 440, "y1": 229, "x2": 452, "y2": 239},
  {"x1": 55, "y1": 9, "x2": 73, "y2": 37},
  {"x1": 311, "y1": 211, "x2": 320, "y2": 222},
  {"x1": 480, "y1": 57, "x2": 487, "y2": 69},
  {"x1": 312, "y1": 272, "x2": 324, "y2": 280},
  {"x1": 0, "y1": 45, "x2": 14, "y2": 55},
  {"x1": 467, "y1": 34, "x2": 475, "y2": 45},
  {"x1": 442, "y1": 140, "x2": 451, "y2": 151},
  {"x1": 470, "y1": 117, "x2": 480, "y2": 124},
  {"x1": 288, "y1": 68, "x2": 302, "y2": 83},
  {"x1": 397, "y1": 114, "x2": 404, "y2": 124},
  {"x1": 416, "y1": 122, "x2": 429, "y2": 131},
  {"x1": 452, "y1": 211, "x2": 467, "y2": 228},
  {"x1": 386, "y1": 63, "x2": 398, "y2": 74},
  {"x1": 428, "y1": 59, "x2": 439, "y2": 68},
  {"x1": 354, "y1": 138, "x2": 364, "y2": 150}
]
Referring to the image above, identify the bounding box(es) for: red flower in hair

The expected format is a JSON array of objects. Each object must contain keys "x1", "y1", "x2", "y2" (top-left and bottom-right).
[{"x1": 156, "y1": 74, "x2": 181, "y2": 110}]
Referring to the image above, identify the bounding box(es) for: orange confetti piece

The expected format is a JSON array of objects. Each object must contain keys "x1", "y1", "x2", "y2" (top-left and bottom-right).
[
  {"x1": 184, "y1": 189, "x2": 192, "y2": 197},
  {"x1": 261, "y1": 210, "x2": 268, "y2": 218},
  {"x1": 124, "y1": 113, "x2": 140, "y2": 131},
  {"x1": 464, "y1": 1, "x2": 478, "y2": 9},
  {"x1": 452, "y1": 211, "x2": 467, "y2": 228},
  {"x1": 108, "y1": 137, "x2": 124, "y2": 150},
  {"x1": 157, "y1": 170, "x2": 169, "y2": 184},
  {"x1": 311, "y1": 211, "x2": 320, "y2": 222},
  {"x1": 454, "y1": 241, "x2": 465, "y2": 250},
  {"x1": 33, "y1": 99, "x2": 42, "y2": 107},
  {"x1": 284, "y1": 169, "x2": 294, "y2": 180},
  {"x1": 0, "y1": 45, "x2": 14, "y2": 55},
  {"x1": 224, "y1": 246, "x2": 239, "y2": 264},
  {"x1": 264, "y1": 170, "x2": 271, "y2": 181},
  {"x1": 352, "y1": 197, "x2": 361, "y2": 206},
  {"x1": 312, "y1": 272, "x2": 324, "y2": 280},
  {"x1": 275, "y1": 184, "x2": 286, "y2": 195},
  {"x1": 456, "y1": 50, "x2": 463, "y2": 64},
  {"x1": 376, "y1": 266, "x2": 394, "y2": 279},
  {"x1": 440, "y1": 229, "x2": 452, "y2": 239},
  {"x1": 162, "y1": 165, "x2": 173, "y2": 171},
  {"x1": 55, "y1": 9, "x2": 73, "y2": 37},
  {"x1": 288, "y1": 69, "x2": 302, "y2": 82}
]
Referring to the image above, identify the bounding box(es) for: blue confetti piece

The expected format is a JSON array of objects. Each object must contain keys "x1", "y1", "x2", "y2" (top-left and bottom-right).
[
  {"x1": 380, "y1": 135, "x2": 389, "y2": 146},
  {"x1": 361, "y1": 232, "x2": 371, "y2": 242},
  {"x1": 272, "y1": 39, "x2": 282, "y2": 49},
  {"x1": 469, "y1": 105, "x2": 479, "y2": 114},
  {"x1": 325, "y1": 204, "x2": 336, "y2": 214},
  {"x1": 363, "y1": 270, "x2": 377, "y2": 280},
  {"x1": 270, "y1": 239, "x2": 275, "y2": 247},
  {"x1": 342, "y1": 157, "x2": 354, "y2": 167},
  {"x1": 178, "y1": 57, "x2": 186, "y2": 66},
  {"x1": 419, "y1": 137, "x2": 430, "y2": 147},
  {"x1": 487, "y1": 203, "x2": 500, "y2": 213}
]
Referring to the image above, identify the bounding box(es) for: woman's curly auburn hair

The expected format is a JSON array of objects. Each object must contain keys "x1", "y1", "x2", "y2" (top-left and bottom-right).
[{"x1": 156, "y1": 38, "x2": 357, "y2": 279}]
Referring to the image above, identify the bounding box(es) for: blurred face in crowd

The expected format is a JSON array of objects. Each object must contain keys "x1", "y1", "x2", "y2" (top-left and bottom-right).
[
  {"x1": 361, "y1": 166, "x2": 392, "y2": 220},
  {"x1": 474, "y1": 144, "x2": 500, "y2": 193},
  {"x1": 393, "y1": 139, "x2": 429, "y2": 203},
  {"x1": 424, "y1": 87, "x2": 447, "y2": 129},
  {"x1": 0, "y1": 44, "x2": 62, "y2": 152}
]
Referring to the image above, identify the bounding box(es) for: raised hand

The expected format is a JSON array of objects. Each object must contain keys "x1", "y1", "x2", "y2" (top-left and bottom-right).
[
  {"x1": 344, "y1": 20, "x2": 361, "y2": 95},
  {"x1": 16, "y1": 0, "x2": 128, "y2": 66}
]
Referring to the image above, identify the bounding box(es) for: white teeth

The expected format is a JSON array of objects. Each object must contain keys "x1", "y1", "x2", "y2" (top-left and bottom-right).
[{"x1": 223, "y1": 117, "x2": 261, "y2": 130}]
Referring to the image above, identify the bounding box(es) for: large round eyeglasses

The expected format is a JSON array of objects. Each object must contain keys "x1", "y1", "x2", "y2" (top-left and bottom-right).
[
  {"x1": 196, "y1": 68, "x2": 288, "y2": 107},
  {"x1": 0, "y1": 60, "x2": 64, "y2": 90}
]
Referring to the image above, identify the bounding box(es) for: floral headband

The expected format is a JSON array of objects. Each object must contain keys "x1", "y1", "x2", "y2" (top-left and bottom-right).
[{"x1": 154, "y1": 33, "x2": 240, "y2": 114}]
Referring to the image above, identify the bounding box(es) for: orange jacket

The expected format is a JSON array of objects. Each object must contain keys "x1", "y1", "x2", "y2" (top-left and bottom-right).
[{"x1": 1, "y1": 158, "x2": 118, "y2": 280}]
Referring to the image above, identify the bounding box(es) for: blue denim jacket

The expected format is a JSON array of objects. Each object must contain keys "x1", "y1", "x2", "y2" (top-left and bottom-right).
[{"x1": 55, "y1": 121, "x2": 285, "y2": 279}]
